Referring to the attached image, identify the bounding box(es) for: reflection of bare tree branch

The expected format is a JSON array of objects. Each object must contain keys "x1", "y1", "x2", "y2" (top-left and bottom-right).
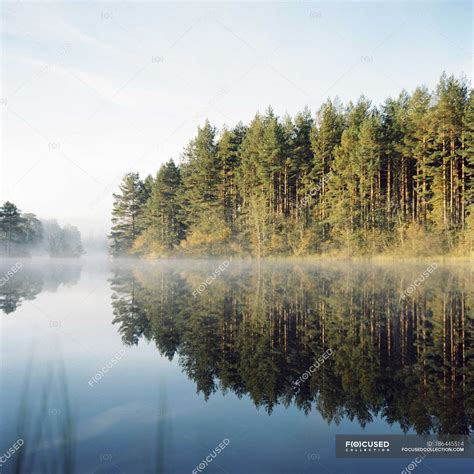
[{"x1": 13, "y1": 354, "x2": 76, "y2": 474}]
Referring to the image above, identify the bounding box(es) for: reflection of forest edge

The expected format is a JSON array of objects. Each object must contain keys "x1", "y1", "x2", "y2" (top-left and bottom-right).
[
  {"x1": 0, "y1": 261, "x2": 82, "y2": 314},
  {"x1": 110, "y1": 262, "x2": 473, "y2": 435}
]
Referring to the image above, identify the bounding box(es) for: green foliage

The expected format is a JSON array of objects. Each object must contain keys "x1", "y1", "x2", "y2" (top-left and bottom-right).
[
  {"x1": 0, "y1": 201, "x2": 84, "y2": 257},
  {"x1": 0, "y1": 202, "x2": 43, "y2": 255},
  {"x1": 134, "y1": 160, "x2": 184, "y2": 255},
  {"x1": 109, "y1": 74, "x2": 473, "y2": 257},
  {"x1": 109, "y1": 172, "x2": 148, "y2": 255},
  {"x1": 177, "y1": 120, "x2": 234, "y2": 254}
]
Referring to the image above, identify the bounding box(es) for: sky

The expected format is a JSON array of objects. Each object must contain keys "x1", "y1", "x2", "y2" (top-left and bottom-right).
[{"x1": 1, "y1": 1, "x2": 472, "y2": 239}]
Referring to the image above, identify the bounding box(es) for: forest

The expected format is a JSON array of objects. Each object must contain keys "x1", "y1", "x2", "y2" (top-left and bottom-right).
[
  {"x1": 110, "y1": 73, "x2": 473, "y2": 257},
  {"x1": 0, "y1": 201, "x2": 84, "y2": 257}
]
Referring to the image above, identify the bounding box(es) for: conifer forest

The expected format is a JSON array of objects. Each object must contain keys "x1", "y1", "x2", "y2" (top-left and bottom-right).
[{"x1": 110, "y1": 74, "x2": 473, "y2": 257}]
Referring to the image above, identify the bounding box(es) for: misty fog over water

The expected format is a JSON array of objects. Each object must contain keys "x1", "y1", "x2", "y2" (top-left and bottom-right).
[{"x1": 0, "y1": 258, "x2": 472, "y2": 473}]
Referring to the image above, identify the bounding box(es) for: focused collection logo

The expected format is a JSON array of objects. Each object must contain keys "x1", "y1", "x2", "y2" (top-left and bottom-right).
[{"x1": 344, "y1": 440, "x2": 390, "y2": 452}]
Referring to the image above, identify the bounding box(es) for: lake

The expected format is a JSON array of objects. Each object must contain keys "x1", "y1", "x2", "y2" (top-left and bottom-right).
[{"x1": 0, "y1": 258, "x2": 472, "y2": 473}]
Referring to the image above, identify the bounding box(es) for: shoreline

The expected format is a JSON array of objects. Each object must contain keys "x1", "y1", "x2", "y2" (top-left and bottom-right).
[
  {"x1": 118, "y1": 253, "x2": 474, "y2": 265},
  {"x1": 1, "y1": 253, "x2": 472, "y2": 264}
]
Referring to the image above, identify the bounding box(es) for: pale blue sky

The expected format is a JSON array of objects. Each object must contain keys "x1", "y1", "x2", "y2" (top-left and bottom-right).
[{"x1": 1, "y1": 1, "x2": 472, "y2": 237}]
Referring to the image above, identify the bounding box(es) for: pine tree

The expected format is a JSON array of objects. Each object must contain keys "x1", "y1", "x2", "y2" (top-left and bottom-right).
[
  {"x1": 405, "y1": 87, "x2": 433, "y2": 227},
  {"x1": 236, "y1": 113, "x2": 265, "y2": 251},
  {"x1": 462, "y1": 90, "x2": 474, "y2": 247},
  {"x1": 181, "y1": 121, "x2": 221, "y2": 225},
  {"x1": 327, "y1": 98, "x2": 371, "y2": 249},
  {"x1": 289, "y1": 107, "x2": 314, "y2": 217},
  {"x1": 431, "y1": 74, "x2": 469, "y2": 230},
  {"x1": 310, "y1": 100, "x2": 344, "y2": 236},
  {"x1": 381, "y1": 93, "x2": 408, "y2": 229},
  {"x1": 22, "y1": 213, "x2": 44, "y2": 247},
  {"x1": 109, "y1": 172, "x2": 147, "y2": 255},
  {"x1": 180, "y1": 120, "x2": 232, "y2": 253},
  {"x1": 356, "y1": 113, "x2": 381, "y2": 236},
  {"x1": 0, "y1": 202, "x2": 41, "y2": 255},
  {"x1": 217, "y1": 123, "x2": 246, "y2": 229},
  {"x1": 140, "y1": 160, "x2": 183, "y2": 250}
]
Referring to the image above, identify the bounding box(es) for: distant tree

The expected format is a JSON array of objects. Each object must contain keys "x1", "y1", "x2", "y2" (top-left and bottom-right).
[
  {"x1": 22, "y1": 213, "x2": 44, "y2": 247},
  {"x1": 0, "y1": 201, "x2": 24, "y2": 254},
  {"x1": 42, "y1": 220, "x2": 83, "y2": 257},
  {"x1": 0, "y1": 202, "x2": 43, "y2": 255},
  {"x1": 42, "y1": 220, "x2": 63, "y2": 256},
  {"x1": 61, "y1": 225, "x2": 84, "y2": 257}
]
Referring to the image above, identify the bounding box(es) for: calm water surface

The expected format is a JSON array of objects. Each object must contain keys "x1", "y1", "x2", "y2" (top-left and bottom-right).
[{"x1": 0, "y1": 258, "x2": 472, "y2": 474}]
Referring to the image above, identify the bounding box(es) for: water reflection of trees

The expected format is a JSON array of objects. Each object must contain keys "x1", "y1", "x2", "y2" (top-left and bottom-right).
[
  {"x1": 0, "y1": 261, "x2": 82, "y2": 314},
  {"x1": 110, "y1": 262, "x2": 473, "y2": 435}
]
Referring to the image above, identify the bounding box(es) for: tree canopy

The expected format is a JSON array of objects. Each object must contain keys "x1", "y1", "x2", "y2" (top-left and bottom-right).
[
  {"x1": 109, "y1": 74, "x2": 473, "y2": 257},
  {"x1": 0, "y1": 201, "x2": 83, "y2": 257}
]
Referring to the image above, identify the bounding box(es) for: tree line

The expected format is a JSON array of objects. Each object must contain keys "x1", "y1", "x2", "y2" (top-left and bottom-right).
[
  {"x1": 110, "y1": 73, "x2": 473, "y2": 257},
  {"x1": 0, "y1": 201, "x2": 84, "y2": 257}
]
